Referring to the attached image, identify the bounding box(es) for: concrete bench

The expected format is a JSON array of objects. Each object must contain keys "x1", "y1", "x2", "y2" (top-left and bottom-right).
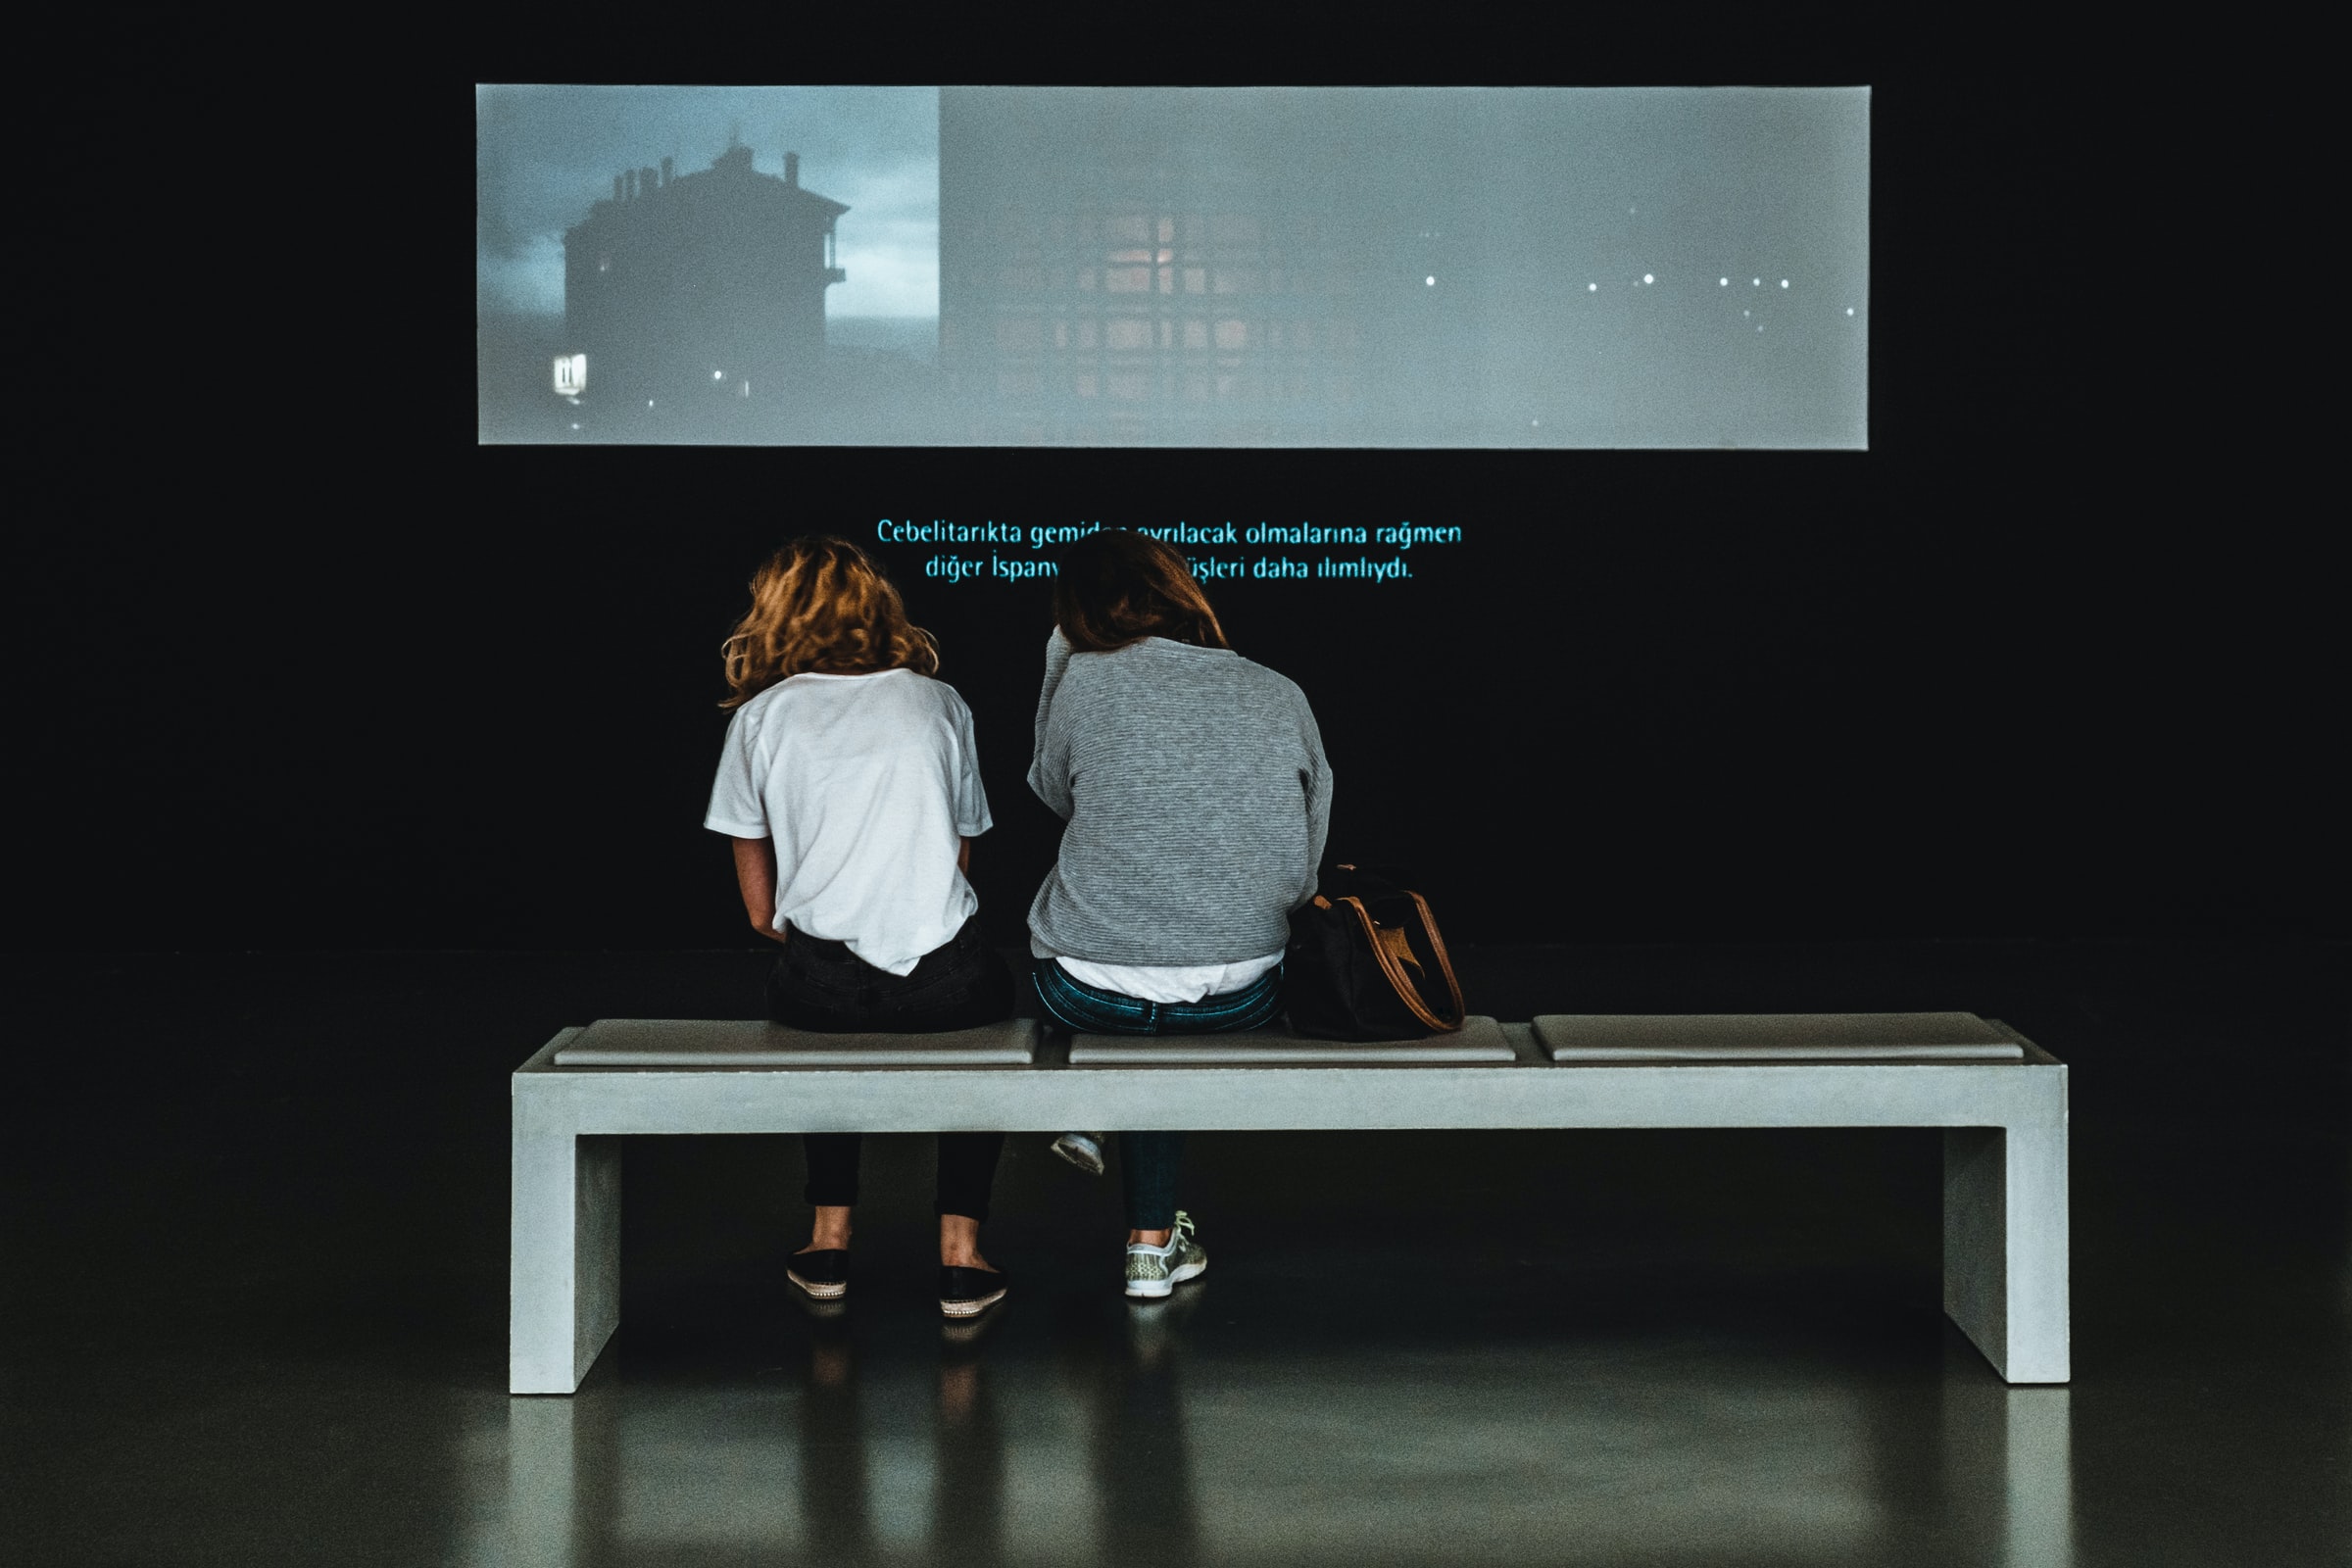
[{"x1": 512, "y1": 1011, "x2": 2067, "y2": 1393}]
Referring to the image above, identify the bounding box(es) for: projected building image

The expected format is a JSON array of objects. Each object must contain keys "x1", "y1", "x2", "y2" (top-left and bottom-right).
[
  {"x1": 940, "y1": 90, "x2": 1374, "y2": 446},
  {"x1": 478, "y1": 85, "x2": 1868, "y2": 448},
  {"x1": 562, "y1": 144, "x2": 848, "y2": 412}
]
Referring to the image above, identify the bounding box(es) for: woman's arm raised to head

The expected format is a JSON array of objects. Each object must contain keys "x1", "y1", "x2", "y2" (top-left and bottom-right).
[
  {"x1": 1027, "y1": 626, "x2": 1078, "y2": 819},
  {"x1": 732, "y1": 837, "x2": 789, "y2": 945}
]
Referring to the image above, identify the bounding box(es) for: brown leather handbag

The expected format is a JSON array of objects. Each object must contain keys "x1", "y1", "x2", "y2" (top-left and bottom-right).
[{"x1": 1283, "y1": 864, "x2": 1467, "y2": 1040}]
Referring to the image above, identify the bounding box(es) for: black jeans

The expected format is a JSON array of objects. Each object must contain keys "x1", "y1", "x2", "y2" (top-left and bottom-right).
[{"x1": 768, "y1": 918, "x2": 1016, "y2": 1222}]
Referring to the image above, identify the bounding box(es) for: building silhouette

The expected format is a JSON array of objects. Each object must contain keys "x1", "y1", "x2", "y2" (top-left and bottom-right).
[{"x1": 562, "y1": 145, "x2": 847, "y2": 411}]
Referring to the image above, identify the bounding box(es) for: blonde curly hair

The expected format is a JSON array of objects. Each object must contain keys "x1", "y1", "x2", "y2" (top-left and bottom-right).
[{"x1": 719, "y1": 537, "x2": 939, "y2": 709}]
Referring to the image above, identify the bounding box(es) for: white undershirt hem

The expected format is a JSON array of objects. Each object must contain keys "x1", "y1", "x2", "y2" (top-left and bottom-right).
[{"x1": 1054, "y1": 951, "x2": 1286, "y2": 1004}]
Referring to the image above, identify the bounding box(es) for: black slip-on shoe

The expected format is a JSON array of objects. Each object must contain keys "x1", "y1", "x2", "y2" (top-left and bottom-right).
[
  {"x1": 788, "y1": 1249, "x2": 851, "y2": 1301},
  {"x1": 938, "y1": 1265, "x2": 1008, "y2": 1318}
]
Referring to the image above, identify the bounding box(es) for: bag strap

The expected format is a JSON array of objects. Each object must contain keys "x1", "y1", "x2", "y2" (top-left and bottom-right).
[{"x1": 1336, "y1": 894, "x2": 1466, "y2": 1032}]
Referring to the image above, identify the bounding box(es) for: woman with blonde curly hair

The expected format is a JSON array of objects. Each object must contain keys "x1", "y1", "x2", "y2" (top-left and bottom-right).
[{"x1": 703, "y1": 536, "x2": 1016, "y2": 1319}]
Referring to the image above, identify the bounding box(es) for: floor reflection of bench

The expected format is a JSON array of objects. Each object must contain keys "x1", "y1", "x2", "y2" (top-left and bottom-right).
[{"x1": 512, "y1": 1012, "x2": 2067, "y2": 1394}]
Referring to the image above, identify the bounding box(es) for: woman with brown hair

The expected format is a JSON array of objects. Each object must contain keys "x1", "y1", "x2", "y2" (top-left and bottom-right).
[
  {"x1": 1026, "y1": 527, "x2": 1332, "y2": 1298},
  {"x1": 703, "y1": 536, "x2": 1017, "y2": 1318}
]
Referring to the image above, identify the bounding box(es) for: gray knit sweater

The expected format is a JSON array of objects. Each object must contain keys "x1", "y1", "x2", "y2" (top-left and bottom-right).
[{"x1": 1026, "y1": 628, "x2": 1332, "y2": 964}]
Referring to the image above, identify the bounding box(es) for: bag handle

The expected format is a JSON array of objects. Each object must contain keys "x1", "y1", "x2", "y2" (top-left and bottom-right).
[{"x1": 1336, "y1": 893, "x2": 1466, "y2": 1032}]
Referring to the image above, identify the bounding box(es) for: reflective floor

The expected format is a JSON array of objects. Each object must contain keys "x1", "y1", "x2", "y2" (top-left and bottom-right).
[{"x1": 4, "y1": 942, "x2": 2344, "y2": 1567}]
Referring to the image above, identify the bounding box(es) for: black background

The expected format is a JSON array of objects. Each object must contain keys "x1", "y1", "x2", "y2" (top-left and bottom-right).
[{"x1": 14, "y1": 29, "x2": 2338, "y2": 955}]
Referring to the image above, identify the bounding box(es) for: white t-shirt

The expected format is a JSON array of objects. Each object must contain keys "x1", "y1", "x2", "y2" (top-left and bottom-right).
[{"x1": 704, "y1": 668, "x2": 992, "y2": 976}]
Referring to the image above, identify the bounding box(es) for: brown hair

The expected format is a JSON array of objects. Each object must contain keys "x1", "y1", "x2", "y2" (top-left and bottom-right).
[
  {"x1": 1052, "y1": 528, "x2": 1231, "y2": 654},
  {"x1": 718, "y1": 536, "x2": 939, "y2": 709}
]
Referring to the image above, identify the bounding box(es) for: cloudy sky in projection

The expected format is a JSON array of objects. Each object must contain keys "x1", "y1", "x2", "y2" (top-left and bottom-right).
[{"x1": 475, "y1": 85, "x2": 938, "y2": 318}]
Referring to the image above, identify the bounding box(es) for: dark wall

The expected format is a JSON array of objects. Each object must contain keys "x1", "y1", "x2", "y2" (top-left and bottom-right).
[
  {"x1": 17, "y1": 43, "x2": 2336, "y2": 951},
  {"x1": 20, "y1": 435, "x2": 2335, "y2": 951}
]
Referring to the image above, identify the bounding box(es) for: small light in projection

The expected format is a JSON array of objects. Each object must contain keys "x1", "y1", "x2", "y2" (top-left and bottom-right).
[
  {"x1": 647, "y1": 400, "x2": 655, "y2": 408},
  {"x1": 1752, "y1": 278, "x2": 1761, "y2": 287},
  {"x1": 1719, "y1": 277, "x2": 1729, "y2": 286},
  {"x1": 1846, "y1": 307, "x2": 1856, "y2": 317},
  {"x1": 1588, "y1": 282, "x2": 1597, "y2": 292},
  {"x1": 551, "y1": 353, "x2": 587, "y2": 397},
  {"x1": 713, "y1": 369, "x2": 725, "y2": 380},
  {"x1": 740, "y1": 380, "x2": 751, "y2": 398},
  {"x1": 1425, "y1": 275, "x2": 1436, "y2": 286},
  {"x1": 1642, "y1": 273, "x2": 1653, "y2": 284},
  {"x1": 1780, "y1": 279, "x2": 1789, "y2": 289}
]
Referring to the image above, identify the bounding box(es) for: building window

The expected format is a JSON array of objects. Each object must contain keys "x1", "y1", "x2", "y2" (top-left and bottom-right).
[
  {"x1": 1105, "y1": 318, "x2": 1152, "y2": 352},
  {"x1": 1104, "y1": 268, "x2": 1150, "y2": 293},
  {"x1": 1185, "y1": 269, "x2": 1205, "y2": 295},
  {"x1": 997, "y1": 317, "x2": 1043, "y2": 352},
  {"x1": 1107, "y1": 371, "x2": 1149, "y2": 401},
  {"x1": 1183, "y1": 319, "x2": 1208, "y2": 351},
  {"x1": 1214, "y1": 319, "x2": 1248, "y2": 351}
]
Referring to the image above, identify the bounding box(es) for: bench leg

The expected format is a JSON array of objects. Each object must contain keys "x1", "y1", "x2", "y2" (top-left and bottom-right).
[
  {"x1": 1943, "y1": 1124, "x2": 2070, "y2": 1383},
  {"x1": 512, "y1": 1101, "x2": 621, "y2": 1395}
]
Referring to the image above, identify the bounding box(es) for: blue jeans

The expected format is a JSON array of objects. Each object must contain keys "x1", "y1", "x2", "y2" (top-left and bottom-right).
[{"x1": 1031, "y1": 958, "x2": 1283, "y2": 1230}]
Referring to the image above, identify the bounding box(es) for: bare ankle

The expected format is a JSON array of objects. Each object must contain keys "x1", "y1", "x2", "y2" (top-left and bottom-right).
[
  {"x1": 940, "y1": 1215, "x2": 990, "y2": 1271},
  {"x1": 804, "y1": 1205, "x2": 853, "y2": 1252}
]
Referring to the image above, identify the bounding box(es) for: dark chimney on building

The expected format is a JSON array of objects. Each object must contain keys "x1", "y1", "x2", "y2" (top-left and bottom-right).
[
  {"x1": 612, "y1": 173, "x2": 625, "y2": 202},
  {"x1": 624, "y1": 169, "x2": 637, "y2": 201},
  {"x1": 785, "y1": 152, "x2": 800, "y2": 188},
  {"x1": 640, "y1": 167, "x2": 658, "y2": 198},
  {"x1": 661, "y1": 156, "x2": 673, "y2": 187}
]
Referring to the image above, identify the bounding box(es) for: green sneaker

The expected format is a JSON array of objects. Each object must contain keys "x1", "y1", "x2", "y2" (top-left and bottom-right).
[{"x1": 1124, "y1": 1210, "x2": 1207, "y2": 1299}]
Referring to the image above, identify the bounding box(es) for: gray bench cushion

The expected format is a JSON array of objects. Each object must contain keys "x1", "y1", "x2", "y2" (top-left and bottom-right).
[
  {"x1": 1067, "y1": 1014, "x2": 1514, "y2": 1064},
  {"x1": 554, "y1": 1017, "x2": 1040, "y2": 1066},
  {"x1": 1534, "y1": 1011, "x2": 2024, "y2": 1062}
]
